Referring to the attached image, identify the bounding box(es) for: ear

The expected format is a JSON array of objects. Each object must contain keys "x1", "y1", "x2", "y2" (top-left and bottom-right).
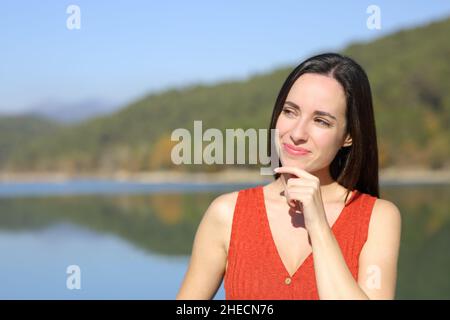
[{"x1": 342, "y1": 133, "x2": 352, "y2": 147}]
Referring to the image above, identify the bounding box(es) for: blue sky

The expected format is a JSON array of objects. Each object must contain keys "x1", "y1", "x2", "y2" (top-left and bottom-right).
[{"x1": 1, "y1": 0, "x2": 450, "y2": 113}]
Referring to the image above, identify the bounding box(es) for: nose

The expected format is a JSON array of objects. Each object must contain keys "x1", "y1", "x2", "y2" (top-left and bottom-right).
[{"x1": 289, "y1": 118, "x2": 309, "y2": 143}]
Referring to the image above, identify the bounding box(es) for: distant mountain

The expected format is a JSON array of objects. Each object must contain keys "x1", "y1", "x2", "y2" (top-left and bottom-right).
[
  {"x1": 1, "y1": 17, "x2": 449, "y2": 173},
  {"x1": 23, "y1": 98, "x2": 122, "y2": 124}
]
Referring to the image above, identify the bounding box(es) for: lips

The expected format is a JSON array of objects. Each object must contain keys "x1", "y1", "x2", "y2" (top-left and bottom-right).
[{"x1": 282, "y1": 143, "x2": 311, "y2": 156}]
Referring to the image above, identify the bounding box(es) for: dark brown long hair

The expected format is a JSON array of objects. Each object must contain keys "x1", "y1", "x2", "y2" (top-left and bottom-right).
[{"x1": 269, "y1": 53, "x2": 379, "y2": 198}]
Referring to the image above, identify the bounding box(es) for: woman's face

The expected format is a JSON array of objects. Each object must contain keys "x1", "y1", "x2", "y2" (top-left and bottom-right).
[{"x1": 275, "y1": 73, "x2": 352, "y2": 173}]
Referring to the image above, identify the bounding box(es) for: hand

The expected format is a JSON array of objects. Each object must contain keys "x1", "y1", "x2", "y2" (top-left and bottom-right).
[{"x1": 274, "y1": 166, "x2": 328, "y2": 230}]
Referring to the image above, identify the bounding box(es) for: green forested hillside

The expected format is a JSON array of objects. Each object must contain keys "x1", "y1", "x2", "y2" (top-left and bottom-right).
[
  {"x1": 2, "y1": 17, "x2": 449, "y2": 173},
  {"x1": 342, "y1": 18, "x2": 450, "y2": 169},
  {"x1": 0, "y1": 116, "x2": 60, "y2": 168}
]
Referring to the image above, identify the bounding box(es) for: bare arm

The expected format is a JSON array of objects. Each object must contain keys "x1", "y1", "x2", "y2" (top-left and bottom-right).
[
  {"x1": 310, "y1": 199, "x2": 402, "y2": 300},
  {"x1": 357, "y1": 199, "x2": 402, "y2": 299},
  {"x1": 176, "y1": 192, "x2": 237, "y2": 300}
]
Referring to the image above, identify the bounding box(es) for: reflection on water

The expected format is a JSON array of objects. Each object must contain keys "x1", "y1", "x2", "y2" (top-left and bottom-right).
[
  {"x1": 0, "y1": 183, "x2": 448, "y2": 299},
  {"x1": 0, "y1": 223, "x2": 189, "y2": 299},
  {"x1": 381, "y1": 185, "x2": 450, "y2": 299}
]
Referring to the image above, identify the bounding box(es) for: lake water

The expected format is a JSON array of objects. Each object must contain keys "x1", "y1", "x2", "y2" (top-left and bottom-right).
[{"x1": 0, "y1": 181, "x2": 449, "y2": 299}]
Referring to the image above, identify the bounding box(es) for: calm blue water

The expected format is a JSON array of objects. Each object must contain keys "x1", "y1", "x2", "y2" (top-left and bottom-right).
[
  {"x1": 0, "y1": 180, "x2": 245, "y2": 299},
  {"x1": 0, "y1": 180, "x2": 260, "y2": 197},
  {"x1": 0, "y1": 223, "x2": 210, "y2": 299}
]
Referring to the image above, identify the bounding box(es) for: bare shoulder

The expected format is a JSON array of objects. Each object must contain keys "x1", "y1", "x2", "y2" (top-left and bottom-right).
[
  {"x1": 207, "y1": 191, "x2": 239, "y2": 220},
  {"x1": 202, "y1": 191, "x2": 239, "y2": 236},
  {"x1": 369, "y1": 198, "x2": 402, "y2": 236},
  {"x1": 372, "y1": 198, "x2": 402, "y2": 222}
]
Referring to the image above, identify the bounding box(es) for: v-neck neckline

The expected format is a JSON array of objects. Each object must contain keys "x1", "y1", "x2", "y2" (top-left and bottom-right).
[{"x1": 259, "y1": 185, "x2": 358, "y2": 279}]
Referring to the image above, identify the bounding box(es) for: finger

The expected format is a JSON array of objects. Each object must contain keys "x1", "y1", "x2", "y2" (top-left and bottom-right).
[
  {"x1": 284, "y1": 187, "x2": 311, "y2": 208},
  {"x1": 286, "y1": 193, "x2": 299, "y2": 208},
  {"x1": 283, "y1": 187, "x2": 297, "y2": 208},
  {"x1": 274, "y1": 166, "x2": 317, "y2": 180}
]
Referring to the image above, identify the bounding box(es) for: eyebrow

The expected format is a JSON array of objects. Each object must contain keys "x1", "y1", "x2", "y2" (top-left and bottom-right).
[{"x1": 284, "y1": 101, "x2": 337, "y2": 121}]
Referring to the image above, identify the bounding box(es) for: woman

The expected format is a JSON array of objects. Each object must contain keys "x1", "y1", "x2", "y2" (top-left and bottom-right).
[{"x1": 176, "y1": 53, "x2": 401, "y2": 300}]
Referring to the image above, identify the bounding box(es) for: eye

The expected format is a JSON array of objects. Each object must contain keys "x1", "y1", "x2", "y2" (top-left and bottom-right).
[
  {"x1": 282, "y1": 107, "x2": 296, "y2": 117},
  {"x1": 315, "y1": 118, "x2": 331, "y2": 127}
]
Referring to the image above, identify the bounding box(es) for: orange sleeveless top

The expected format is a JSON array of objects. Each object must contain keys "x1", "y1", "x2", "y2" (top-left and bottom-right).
[{"x1": 224, "y1": 185, "x2": 377, "y2": 300}]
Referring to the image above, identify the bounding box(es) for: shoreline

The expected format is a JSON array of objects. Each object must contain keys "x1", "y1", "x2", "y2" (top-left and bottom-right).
[{"x1": 1, "y1": 168, "x2": 450, "y2": 185}]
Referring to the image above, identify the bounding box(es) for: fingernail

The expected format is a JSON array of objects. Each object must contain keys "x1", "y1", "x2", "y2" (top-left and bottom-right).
[{"x1": 273, "y1": 168, "x2": 279, "y2": 172}]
